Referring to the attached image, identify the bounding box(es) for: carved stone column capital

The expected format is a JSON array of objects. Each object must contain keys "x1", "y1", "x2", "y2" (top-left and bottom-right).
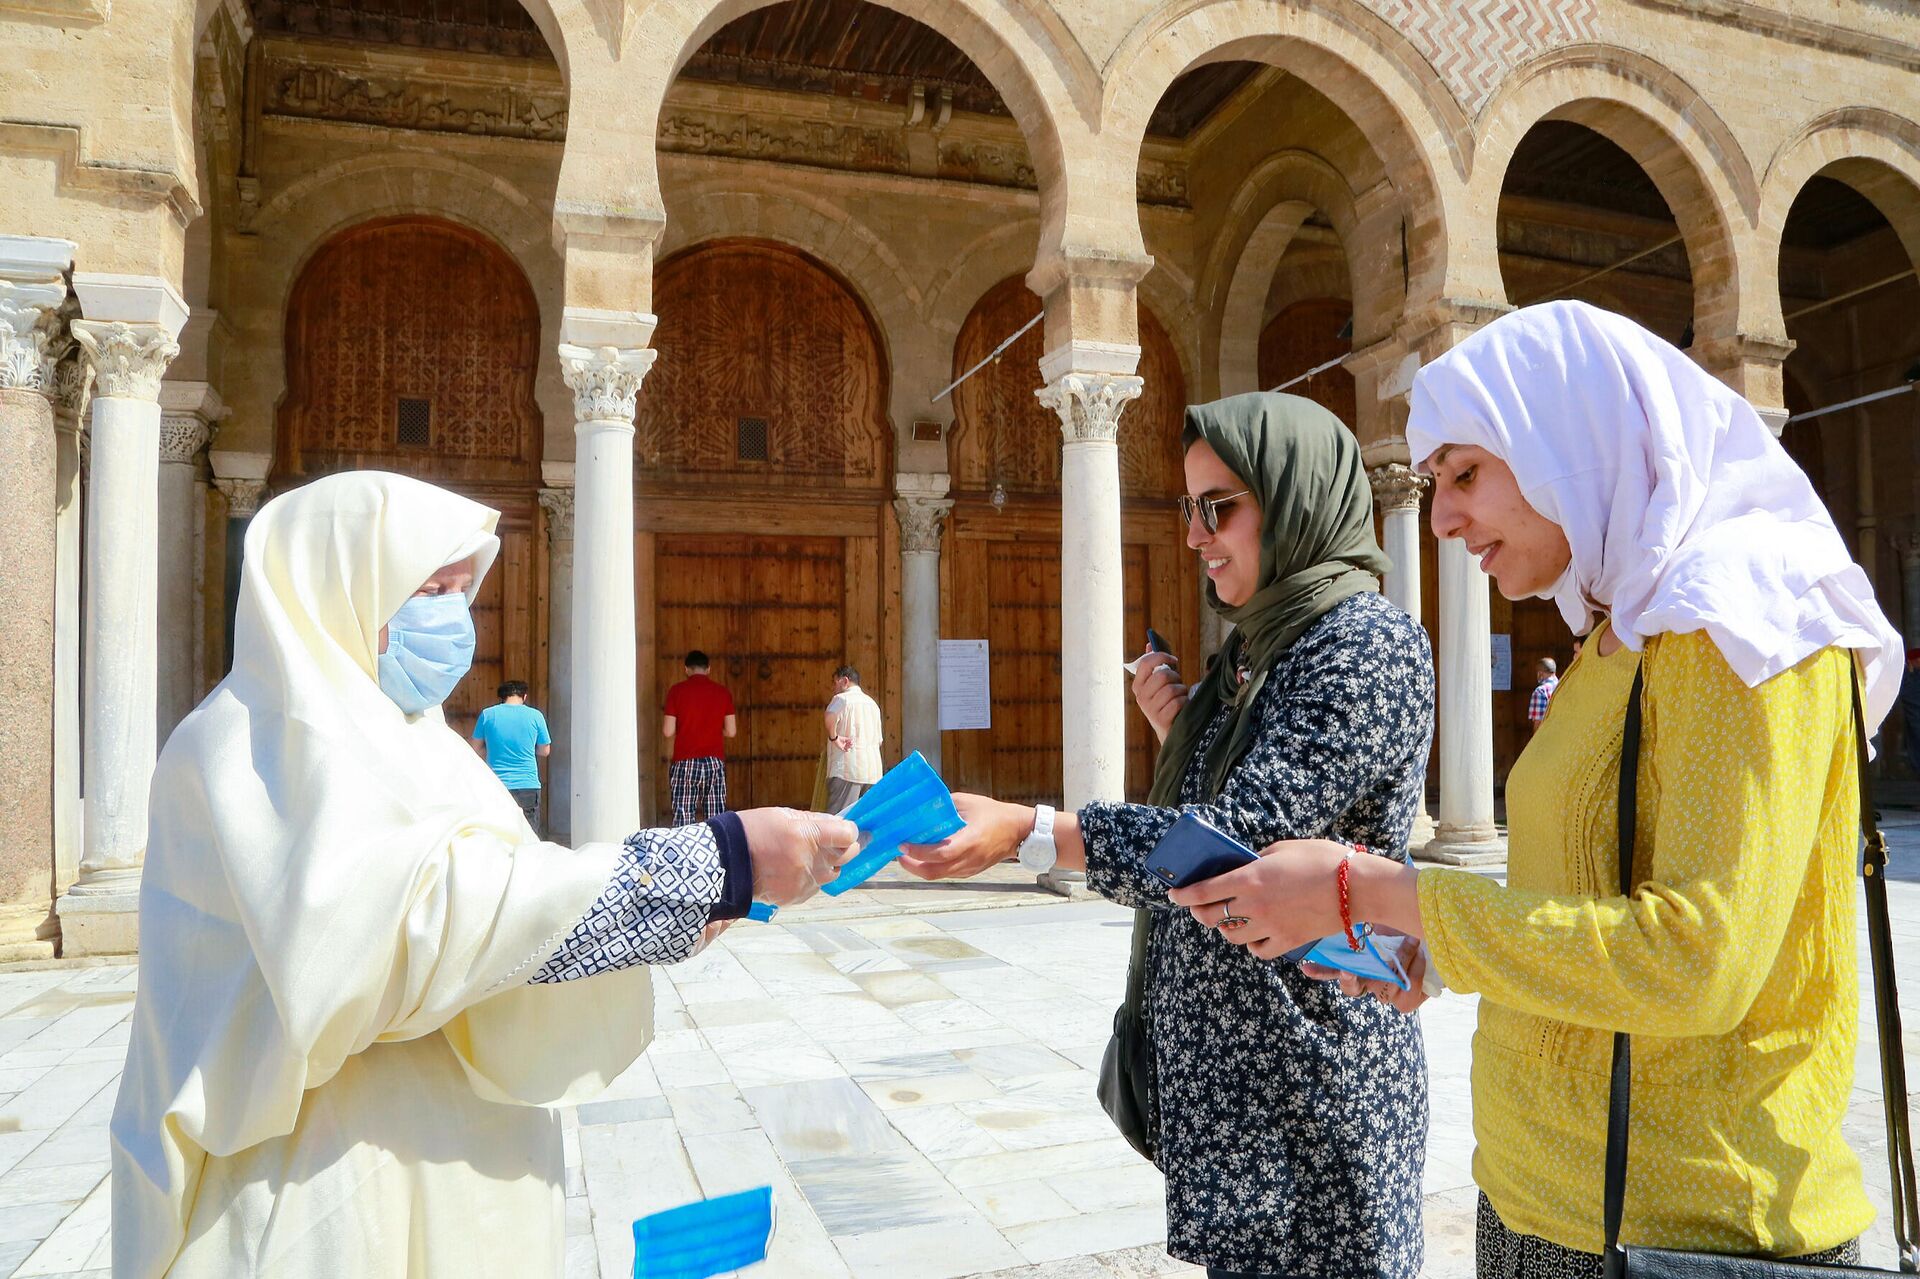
[
  {"x1": 1035, "y1": 371, "x2": 1144, "y2": 445},
  {"x1": 159, "y1": 413, "x2": 212, "y2": 465},
  {"x1": 538, "y1": 486, "x2": 575, "y2": 542},
  {"x1": 559, "y1": 344, "x2": 656, "y2": 425},
  {"x1": 214, "y1": 477, "x2": 266, "y2": 518},
  {"x1": 1368, "y1": 463, "x2": 1430, "y2": 514},
  {"x1": 1893, "y1": 532, "x2": 1920, "y2": 570},
  {"x1": 0, "y1": 278, "x2": 71, "y2": 394},
  {"x1": 72, "y1": 320, "x2": 180, "y2": 402},
  {"x1": 894, "y1": 496, "x2": 953, "y2": 554},
  {"x1": 50, "y1": 350, "x2": 94, "y2": 432}
]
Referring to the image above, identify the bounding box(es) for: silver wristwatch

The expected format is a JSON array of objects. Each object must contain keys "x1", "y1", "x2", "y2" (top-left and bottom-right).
[{"x1": 1017, "y1": 804, "x2": 1058, "y2": 873}]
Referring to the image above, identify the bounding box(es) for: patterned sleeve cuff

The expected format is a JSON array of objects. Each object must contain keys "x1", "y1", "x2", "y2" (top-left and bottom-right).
[
  {"x1": 706, "y1": 812, "x2": 754, "y2": 921},
  {"x1": 1078, "y1": 801, "x2": 1181, "y2": 910},
  {"x1": 527, "y1": 825, "x2": 727, "y2": 984}
]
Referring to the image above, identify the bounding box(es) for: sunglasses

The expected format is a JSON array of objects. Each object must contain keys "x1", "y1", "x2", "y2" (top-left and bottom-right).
[{"x1": 1176, "y1": 489, "x2": 1250, "y2": 534}]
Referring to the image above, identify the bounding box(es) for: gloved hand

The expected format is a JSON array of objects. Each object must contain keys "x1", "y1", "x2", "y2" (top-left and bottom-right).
[{"x1": 734, "y1": 807, "x2": 860, "y2": 906}]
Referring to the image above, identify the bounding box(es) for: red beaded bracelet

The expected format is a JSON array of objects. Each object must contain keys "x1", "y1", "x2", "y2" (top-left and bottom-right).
[{"x1": 1337, "y1": 850, "x2": 1363, "y2": 951}]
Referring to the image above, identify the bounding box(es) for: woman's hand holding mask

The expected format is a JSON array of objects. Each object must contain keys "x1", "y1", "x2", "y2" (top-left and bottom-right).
[
  {"x1": 898, "y1": 793, "x2": 1027, "y2": 881},
  {"x1": 1130, "y1": 652, "x2": 1188, "y2": 743},
  {"x1": 735, "y1": 808, "x2": 860, "y2": 906}
]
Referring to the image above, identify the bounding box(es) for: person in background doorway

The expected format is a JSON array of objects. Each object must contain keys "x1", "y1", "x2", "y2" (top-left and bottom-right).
[
  {"x1": 472, "y1": 680, "x2": 551, "y2": 835},
  {"x1": 663, "y1": 650, "x2": 736, "y2": 826},
  {"x1": 1526, "y1": 657, "x2": 1558, "y2": 733},
  {"x1": 824, "y1": 665, "x2": 883, "y2": 813}
]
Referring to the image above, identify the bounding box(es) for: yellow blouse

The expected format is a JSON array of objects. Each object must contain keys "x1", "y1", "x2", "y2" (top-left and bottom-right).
[{"x1": 1419, "y1": 624, "x2": 1873, "y2": 1256}]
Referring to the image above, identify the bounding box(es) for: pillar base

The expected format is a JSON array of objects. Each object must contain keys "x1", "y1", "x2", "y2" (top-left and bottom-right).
[
  {"x1": 1037, "y1": 869, "x2": 1096, "y2": 900},
  {"x1": 0, "y1": 903, "x2": 58, "y2": 964},
  {"x1": 1419, "y1": 827, "x2": 1508, "y2": 867},
  {"x1": 55, "y1": 874, "x2": 141, "y2": 956}
]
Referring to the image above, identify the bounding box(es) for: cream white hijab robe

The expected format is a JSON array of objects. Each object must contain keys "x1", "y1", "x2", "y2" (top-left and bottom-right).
[
  {"x1": 1406, "y1": 299, "x2": 1902, "y2": 736},
  {"x1": 112, "y1": 471, "x2": 654, "y2": 1278}
]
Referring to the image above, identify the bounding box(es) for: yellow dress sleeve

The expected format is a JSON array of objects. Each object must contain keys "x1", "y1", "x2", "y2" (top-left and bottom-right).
[{"x1": 1419, "y1": 633, "x2": 1846, "y2": 1036}]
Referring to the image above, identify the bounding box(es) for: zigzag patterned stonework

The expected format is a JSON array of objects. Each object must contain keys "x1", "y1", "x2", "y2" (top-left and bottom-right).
[{"x1": 1367, "y1": 0, "x2": 1599, "y2": 116}]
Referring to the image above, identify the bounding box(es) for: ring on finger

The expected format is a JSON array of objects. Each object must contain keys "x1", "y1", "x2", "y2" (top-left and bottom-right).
[{"x1": 1215, "y1": 898, "x2": 1251, "y2": 930}]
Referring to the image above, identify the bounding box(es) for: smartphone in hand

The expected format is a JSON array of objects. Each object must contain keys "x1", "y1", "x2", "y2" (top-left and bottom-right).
[{"x1": 1125, "y1": 626, "x2": 1176, "y2": 677}]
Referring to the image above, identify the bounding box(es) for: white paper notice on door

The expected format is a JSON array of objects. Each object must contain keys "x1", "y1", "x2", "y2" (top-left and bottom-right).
[
  {"x1": 1491, "y1": 633, "x2": 1513, "y2": 693},
  {"x1": 938, "y1": 639, "x2": 992, "y2": 730}
]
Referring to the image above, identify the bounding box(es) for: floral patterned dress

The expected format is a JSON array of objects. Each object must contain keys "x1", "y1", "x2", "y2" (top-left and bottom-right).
[{"x1": 1079, "y1": 592, "x2": 1433, "y2": 1277}]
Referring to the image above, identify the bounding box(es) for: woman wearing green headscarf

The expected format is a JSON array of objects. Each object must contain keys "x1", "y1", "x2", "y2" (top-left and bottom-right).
[{"x1": 903, "y1": 393, "x2": 1433, "y2": 1278}]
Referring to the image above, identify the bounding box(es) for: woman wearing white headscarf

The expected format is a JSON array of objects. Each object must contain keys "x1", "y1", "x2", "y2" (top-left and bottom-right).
[
  {"x1": 112, "y1": 472, "x2": 853, "y2": 1278},
  {"x1": 1161, "y1": 302, "x2": 1901, "y2": 1274}
]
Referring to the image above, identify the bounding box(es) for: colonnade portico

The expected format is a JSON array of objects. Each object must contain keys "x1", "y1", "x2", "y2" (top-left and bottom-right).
[{"x1": 7, "y1": 0, "x2": 1920, "y2": 957}]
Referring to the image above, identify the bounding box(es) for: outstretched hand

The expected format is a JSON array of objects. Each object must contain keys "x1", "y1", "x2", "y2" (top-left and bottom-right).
[
  {"x1": 898, "y1": 793, "x2": 1030, "y2": 881},
  {"x1": 1300, "y1": 935, "x2": 1431, "y2": 1014},
  {"x1": 736, "y1": 807, "x2": 860, "y2": 906}
]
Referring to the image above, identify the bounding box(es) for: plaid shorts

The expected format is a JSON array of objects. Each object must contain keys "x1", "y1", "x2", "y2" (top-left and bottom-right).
[{"x1": 669, "y1": 756, "x2": 727, "y2": 826}]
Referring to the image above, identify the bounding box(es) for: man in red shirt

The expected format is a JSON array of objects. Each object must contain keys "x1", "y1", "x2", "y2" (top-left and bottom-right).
[{"x1": 662, "y1": 650, "x2": 737, "y2": 825}]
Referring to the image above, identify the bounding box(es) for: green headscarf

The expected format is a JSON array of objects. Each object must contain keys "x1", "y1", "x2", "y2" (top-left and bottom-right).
[{"x1": 1146, "y1": 392, "x2": 1391, "y2": 806}]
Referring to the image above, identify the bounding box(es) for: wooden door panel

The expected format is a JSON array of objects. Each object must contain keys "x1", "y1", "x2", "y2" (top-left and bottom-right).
[{"x1": 652, "y1": 533, "x2": 849, "y2": 813}]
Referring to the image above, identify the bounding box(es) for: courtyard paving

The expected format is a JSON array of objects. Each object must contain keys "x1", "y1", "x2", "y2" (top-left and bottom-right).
[{"x1": 0, "y1": 820, "x2": 1914, "y2": 1279}]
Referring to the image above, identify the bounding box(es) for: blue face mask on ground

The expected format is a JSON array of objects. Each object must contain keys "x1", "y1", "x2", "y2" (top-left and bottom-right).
[{"x1": 377, "y1": 592, "x2": 476, "y2": 714}]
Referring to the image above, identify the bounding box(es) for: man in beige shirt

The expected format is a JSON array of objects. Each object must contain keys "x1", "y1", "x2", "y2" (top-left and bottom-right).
[{"x1": 824, "y1": 664, "x2": 883, "y2": 813}]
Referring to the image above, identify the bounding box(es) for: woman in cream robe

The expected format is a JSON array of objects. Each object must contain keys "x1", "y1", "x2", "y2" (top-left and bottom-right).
[{"x1": 111, "y1": 473, "x2": 843, "y2": 1278}]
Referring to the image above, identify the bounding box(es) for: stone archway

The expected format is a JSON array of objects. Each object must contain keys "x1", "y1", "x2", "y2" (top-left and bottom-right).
[
  {"x1": 274, "y1": 216, "x2": 549, "y2": 740},
  {"x1": 941, "y1": 273, "x2": 1197, "y2": 804},
  {"x1": 637, "y1": 237, "x2": 895, "y2": 816}
]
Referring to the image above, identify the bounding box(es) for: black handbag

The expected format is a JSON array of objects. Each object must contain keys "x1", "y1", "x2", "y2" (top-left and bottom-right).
[
  {"x1": 1097, "y1": 908, "x2": 1158, "y2": 1163},
  {"x1": 1601, "y1": 668, "x2": 1918, "y2": 1277}
]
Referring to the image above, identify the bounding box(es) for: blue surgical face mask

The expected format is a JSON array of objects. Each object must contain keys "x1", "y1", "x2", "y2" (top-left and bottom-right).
[{"x1": 377, "y1": 592, "x2": 476, "y2": 715}]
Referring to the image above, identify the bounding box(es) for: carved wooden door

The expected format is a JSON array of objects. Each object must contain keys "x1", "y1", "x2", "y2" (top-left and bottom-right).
[
  {"x1": 653, "y1": 533, "x2": 847, "y2": 812},
  {"x1": 944, "y1": 535, "x2": 1154, "y2": 805}
]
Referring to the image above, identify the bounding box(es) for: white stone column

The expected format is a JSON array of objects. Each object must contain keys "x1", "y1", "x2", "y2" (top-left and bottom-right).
[
  {"x1": 1370, "y1": 462, "x2": 1434, "y2": 846},
  {"x1": 0, "y1": 235, "x2": 75, "y2": 960},
  {"x1": 539, "y1": 483, "x2": 575, "y2": 842},
  {"x1": 894, "y1": 474, "x2": 952, "y2": 770},
  {"x1": 560, "y1": 324, "x2": 655, "y2": 844},
  {"x1": 156, "y1": 383, "x2": 220, "y2": 747},
  {"x1": 58, "y1": 274, "x2": 188, "y2": 955},
  {"x1": 1037, "y1": 350, "x2": 1142, "y2": 896},
  {"x1": 1424, "y1": 537, "x2": 1506, "y2": 865},
  {"x1": 51, "y1": 352, "x2": 91, "y2": 903}
]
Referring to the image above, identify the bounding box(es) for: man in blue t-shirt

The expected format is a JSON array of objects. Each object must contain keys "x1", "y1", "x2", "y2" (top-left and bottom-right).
[{"x1": 471, "y1": 680, "x2": 552, "y2": 835}]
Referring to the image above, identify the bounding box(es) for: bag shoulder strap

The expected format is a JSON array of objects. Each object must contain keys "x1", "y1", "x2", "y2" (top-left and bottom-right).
[
  {"x1": 1123, "y1": 908, "x2": 1152, "y2": 1014},
  {"x1": 1602, "y1": 661, "x2": 1919, "y2": 1273}
]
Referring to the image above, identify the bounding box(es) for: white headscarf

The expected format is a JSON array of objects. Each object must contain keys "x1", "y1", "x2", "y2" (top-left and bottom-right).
[
  {"x1": 1406, "y1": 300, "x2": 1902, "y2": 734},
  {"x1": 113, "y1": 472, "x2": 651, "y2": 1275}
]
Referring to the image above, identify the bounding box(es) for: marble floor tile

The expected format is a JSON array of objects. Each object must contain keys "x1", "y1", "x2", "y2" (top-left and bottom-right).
[
  {"x1": 0, "y1": 1162, "x2": 104, "y2": 1210},
  {"x1": 563, "y1": 1231, "x2": 600, "y2": 1279},
  {"x1": 1049, "y1": 1162, "x2": 1166, "y2": 1215},
  {"x1": 741, "y1": 1077, "x2": 905, "y2": 1162},
  {"x1": 685, "y1": 998, "x2": 792, "y2": 1029},
  {"x1": 573, "y1": 1096, "x2": 671, "y2": 1127},
  {"x1": 936, "y1": 967, "x2": 1072, "y2": 1005},
  {"x1": 682, "y1": 1128, "x2": 851, "y2": 1279},
  {"x1": 13, "y1": 1173, "x2": 109, "y2": 1276},
  {"x1": 958, "y1": 1178, "x2": 1079, "y2": 1229},
  {"x1": 940, "y1": 1137, "x2": 1144, "y2": 1189},
  {"x1": 0, "y1": 1239, "x2": 35, "y2": 1273},
  {"x1": 736, "y1": 953, "x2": 863, "y2": 998},
  {"x1": 663, "y1": 1084, "x2": 757, "y2": 1137},
  {"x1": 0, "y1": 1062, "x2": 117, "y2": 1134},
  {"x1": 594, "y1": 1050, "x2": 663, "y2": 1101},
  {"x1": 853, "y1": 970, "x2": 954, "y2": 1008},
  {"x1": 827, "y1": 951, "x2": 911, "y2": 975},
  {"x1": 831, "y1": 1214, "x2": 1027, "y2": 1279},
  {"x1": 972, "y1": 1258, "x2": 1115, "y2": 1279},
  {"x1": 883, "y1": 1102, "x2": 1006, "y2": 1163},
  {"x1": 1093, "y1": 1243, "x2": 1202, "y2": 1277},
  {"x1": 1006, "y1": 1204, "x2": 1167, "y2": 1265},
  {"x1": 723, "y1": 1041, "x2": 847, "y2": 1090},
  {"x1": 0, "y1": 1201, "x2": 73, "y2": 1245},
  {"x1": 835, "y1": 1047, "x2": 968, "y2": 1081},
  {"x1": 892, "y1": 998, "x2": 1007, "y2": 1038},
  {"x1": 648, "y1": 1048, "x2": 731, "y2": 1090},
  {"x1": 858, "y1": 1071, "x2": 1000, "y2": 1110},
  {"x1": 17, "y1": 1124, "x2": 107, "y2": 1171},
  {"x1": 787, "y1": 1149, "x2": 973, "y2": 1234},
  {"x1": 576, "y1": 1116, "x2": 702, "y2": 1279}
]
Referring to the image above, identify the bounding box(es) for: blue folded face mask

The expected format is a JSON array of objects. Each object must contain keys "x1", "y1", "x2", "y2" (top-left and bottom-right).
[{"x1": 377, "y1": 592, "x2": 476, "y2": 715}]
